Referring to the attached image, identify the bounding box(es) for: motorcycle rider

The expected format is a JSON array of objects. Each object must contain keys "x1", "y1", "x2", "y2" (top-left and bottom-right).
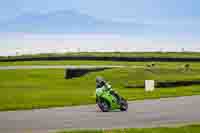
[
  {"x1": 96, "y1": 77, "x2": 110, "y2": 89},
  {"x1": 96, "y1": 77, "x2": 121, "y2": 103}
]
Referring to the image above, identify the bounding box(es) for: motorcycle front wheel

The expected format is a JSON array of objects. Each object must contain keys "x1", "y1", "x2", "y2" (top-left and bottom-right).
[{"x1": 97, "y1": 99, "x2": 110, "y2": 112}]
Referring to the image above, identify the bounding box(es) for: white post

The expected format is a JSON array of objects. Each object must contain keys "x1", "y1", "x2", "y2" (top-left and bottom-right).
[{"x1": 145, "y1": 80, "x2": 155, "y2": 92}]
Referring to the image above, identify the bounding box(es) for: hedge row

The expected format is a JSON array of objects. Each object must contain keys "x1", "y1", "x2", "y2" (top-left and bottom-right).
[{"x1": 1, "y1": 56, "x2": 200, "y2": 62}]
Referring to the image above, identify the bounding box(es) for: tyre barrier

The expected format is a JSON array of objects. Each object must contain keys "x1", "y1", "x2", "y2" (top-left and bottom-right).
[
  {"x1": 125, "y1": 80, "x2": 200, "y2": 88},
  {"x1": 65, "y1": 67, "x2": 109, "y2": 79}
]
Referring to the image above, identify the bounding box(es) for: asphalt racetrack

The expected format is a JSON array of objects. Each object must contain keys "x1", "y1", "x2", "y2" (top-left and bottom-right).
[
  {"x1": 0, "y1": 96, "x2": 200, "y2": 133},
  {"x1": 0, "y1": 65, "x2": 125, "y2": 70}
]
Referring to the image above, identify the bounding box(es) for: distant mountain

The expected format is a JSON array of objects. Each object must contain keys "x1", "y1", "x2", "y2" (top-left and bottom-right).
[{"x1": 0, "y1": 10, "x2": 147, "y2": 33}]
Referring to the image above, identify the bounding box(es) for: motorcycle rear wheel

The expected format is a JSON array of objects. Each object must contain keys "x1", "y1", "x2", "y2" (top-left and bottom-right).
[{"x1": 120, "y1": 98, "x2": 128, "y2": 111}]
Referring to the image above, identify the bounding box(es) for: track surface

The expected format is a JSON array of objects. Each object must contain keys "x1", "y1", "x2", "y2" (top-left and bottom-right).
[
  {"x1": 0, "y1": 96, "x2": 200, "y2": 133},
  {"x1": 0, "y1": 65, "x2": 125, "y2": 70}
]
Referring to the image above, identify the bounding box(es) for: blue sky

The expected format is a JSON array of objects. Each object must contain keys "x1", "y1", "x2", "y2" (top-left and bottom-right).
[
  {"x1": 0, "y1": 0, "x2": 200, "y2": 55},
  {"x1": 1, "y1": 0, "x2": 200, "y2": 22},
  {"x1": 1, "y1": 0, "x2": 200, "y2": 35}
]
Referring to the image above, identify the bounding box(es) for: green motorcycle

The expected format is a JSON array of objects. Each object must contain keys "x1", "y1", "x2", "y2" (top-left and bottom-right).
[{"x1": 96, "y1": 77, "x2": 128, "y2": 112}]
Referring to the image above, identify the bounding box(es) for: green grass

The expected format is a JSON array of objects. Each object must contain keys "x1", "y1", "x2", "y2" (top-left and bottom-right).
[
  {"x1": 2, "y1": 52, "x2": 200, "y2": 60},
  {"x1": 1, "y1": 67, "x2": 200, "y2": 111},
  {"x1": 58, "y1": 124, "x2": 200, "y2": 133},
  {"x1": 0, "y1": 60, "x2": 145, "y2": 66}
]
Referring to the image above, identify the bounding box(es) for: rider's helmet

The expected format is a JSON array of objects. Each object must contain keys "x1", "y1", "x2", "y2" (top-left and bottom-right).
[{"x1": 96, "y1": 76, "x2": 106, "y2": 88}]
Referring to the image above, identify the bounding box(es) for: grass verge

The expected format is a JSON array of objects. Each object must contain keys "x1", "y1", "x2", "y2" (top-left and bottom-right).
[
  {"x1": 1, "y1": 67, "x2": 200, "y2": 111},
  {"x1": 58, "y1": 124, "x2": 200, "y2": 133}
]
